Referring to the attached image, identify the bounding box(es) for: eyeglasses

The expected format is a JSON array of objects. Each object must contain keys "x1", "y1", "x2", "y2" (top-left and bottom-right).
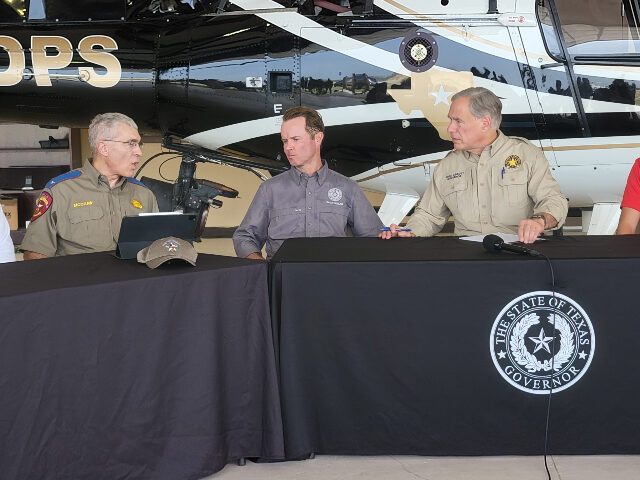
[{"x1": 103, "y1": 139, "x2": 144, "y2": 149}]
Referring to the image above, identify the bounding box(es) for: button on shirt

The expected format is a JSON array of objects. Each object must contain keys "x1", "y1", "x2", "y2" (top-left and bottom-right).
[
  {"x1": 407, "y1": 132, "x2": 568, "y2": 237},
  {"x1": 233, "y1": 162, "x2": 383, "y2": 259},
  {"x1": 20, "y1": 161, "x2": 158, "y2": 257}
]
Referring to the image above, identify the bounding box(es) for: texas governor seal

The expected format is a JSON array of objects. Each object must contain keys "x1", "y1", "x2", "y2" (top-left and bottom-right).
[{"x1": 490, "y1": 291, "x2": 595, "y2": 394}]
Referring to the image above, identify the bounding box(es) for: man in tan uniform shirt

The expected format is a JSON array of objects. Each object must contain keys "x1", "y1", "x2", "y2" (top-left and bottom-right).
[
  {"x1": 21, "y1": 113, "x2": 158, "y2": 259},
  {"x1": 381, "y1": 87, "x2": 567, "y2": 244}
]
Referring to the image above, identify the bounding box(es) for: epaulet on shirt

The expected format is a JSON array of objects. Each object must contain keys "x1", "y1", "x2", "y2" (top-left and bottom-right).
[
  {"x1": 45, "y1": 170, "x2": 82, "y2": 189},
  {"x1": 126, "y1": 177, "x2": 150, "y2": 189},
  {"x1": 508, "y1": 135, "x2": 535, "y2": 147}
]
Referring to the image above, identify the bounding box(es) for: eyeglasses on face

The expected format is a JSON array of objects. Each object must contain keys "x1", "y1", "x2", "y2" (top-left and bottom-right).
[{"x1": 103, "y1": 139, "x2": 144, "y2": 149}]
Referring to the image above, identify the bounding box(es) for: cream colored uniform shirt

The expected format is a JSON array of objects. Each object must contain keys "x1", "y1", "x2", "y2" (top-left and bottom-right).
[
  {"x1": 407, "y1": 132, "x2": 568, "y2": 237},
  {"x1": 21, "y1": 161, "x2": 158, "y2": 257}
]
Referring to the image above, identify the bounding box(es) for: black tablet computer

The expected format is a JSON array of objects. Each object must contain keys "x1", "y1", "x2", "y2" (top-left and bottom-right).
[{"x1": 115, "y1": 213, "x2": 197, "y2": 259}]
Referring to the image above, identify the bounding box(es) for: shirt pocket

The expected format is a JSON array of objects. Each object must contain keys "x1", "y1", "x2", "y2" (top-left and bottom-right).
[
  {"x1": 66, "y1": 205, "x2": 111, "y2": 249},
  {"x1": 318, "y1": 203, "x2": 349, "y2": 236},
  {"x1": 268, "y1": 207, "x2": 304, "y2": 240},
  {"x1": 441, "y1": 170, "x2": 475, "y2": 219},
  {"x1": 498, "y1": 168, "x2": 528, "y2": 206}
]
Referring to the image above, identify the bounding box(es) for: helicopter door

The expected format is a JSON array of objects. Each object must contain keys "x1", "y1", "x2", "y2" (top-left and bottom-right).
[{"x1": 520, "y1": 0, "x2": 640, "y2": 206}]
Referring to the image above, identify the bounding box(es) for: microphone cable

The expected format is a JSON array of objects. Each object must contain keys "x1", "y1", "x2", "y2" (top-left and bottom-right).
[
  {"x1": 539, "y1": 252, "x2": 557, "y2": 480},
  {"x1": 484, "y1": 234, "x2": 557, "y2": 478}
]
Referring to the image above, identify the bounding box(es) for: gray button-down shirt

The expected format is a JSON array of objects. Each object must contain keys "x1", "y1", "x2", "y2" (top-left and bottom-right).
[{"x1": 233, "y1": 162, "x2": 383, "y2": 259}]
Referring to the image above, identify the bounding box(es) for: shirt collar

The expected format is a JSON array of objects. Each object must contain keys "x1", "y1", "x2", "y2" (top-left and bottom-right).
[
  {"x1": 83, "y1": 159, "x2": 126, "y2": 189},
  {"x1": 485, "y1": 130, "x2": 506, "y2": 157},
  {"x1": 289, "y1": 160, "x2": 328, "y2": 186},
  {"x1": 82, "y1": 159, "x2": 102, "y2": 187},
  {"x1": 460, "y1": 130, "x2": 504, "y2": 161}
]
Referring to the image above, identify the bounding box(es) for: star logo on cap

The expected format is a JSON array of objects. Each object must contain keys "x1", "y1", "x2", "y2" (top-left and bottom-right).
[{"x1": 163, "y1": 239, "x2": 179, "y2": 253}]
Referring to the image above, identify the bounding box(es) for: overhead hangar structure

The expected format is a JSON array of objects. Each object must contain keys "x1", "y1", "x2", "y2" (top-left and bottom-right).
[{"x1": 1, "y1": 0, "x2": 639, "y2": 232}]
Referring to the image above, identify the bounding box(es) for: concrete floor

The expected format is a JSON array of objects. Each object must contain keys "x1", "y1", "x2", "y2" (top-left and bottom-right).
[{"x1": 206, "y1": 455, "x2": 640, "y2": 480}]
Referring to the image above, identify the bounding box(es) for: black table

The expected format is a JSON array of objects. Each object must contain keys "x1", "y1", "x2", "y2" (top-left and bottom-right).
[
  {"x1": 270, "y1": 235, "x2": 640, "y2": 458},
  {"x1": 0, "y1": 253, "x2": 284, "y2": 480}
]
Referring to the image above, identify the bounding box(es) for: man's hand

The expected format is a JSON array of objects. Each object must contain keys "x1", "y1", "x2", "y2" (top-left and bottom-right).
[
  {"x1": 379, "y1": 224, "x2": 414, "y2": 240},
  {"x1": 246, "y1": 252, "x2": 265, "y2": 261},
  {"x1": 517, "y1": 218, "x2": 545, "y2": 244}
]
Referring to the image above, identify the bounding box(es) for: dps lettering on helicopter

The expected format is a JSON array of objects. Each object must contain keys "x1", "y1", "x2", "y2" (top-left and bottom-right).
[
  {"x1": 2, "y1": 0, "x2": 640, "y2": 233},
  {"x1": 0, "y1": 34, "x2": 120, "y2": 87}
]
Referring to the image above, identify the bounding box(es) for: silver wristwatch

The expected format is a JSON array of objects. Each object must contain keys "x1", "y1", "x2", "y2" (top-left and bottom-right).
[{"x1": 531, "y1": 214, "x2": 547, "y2": 229}]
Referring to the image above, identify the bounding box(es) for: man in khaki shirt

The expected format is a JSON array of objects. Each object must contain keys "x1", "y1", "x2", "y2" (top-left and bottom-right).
[
  {"x1": 381, "y1": 87, "x2": 567, "y2": 244},
  {"x1": 21, "y1": 113, "x2": 158, "y2": 259}
]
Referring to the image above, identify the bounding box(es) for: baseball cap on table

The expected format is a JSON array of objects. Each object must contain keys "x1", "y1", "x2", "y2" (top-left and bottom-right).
[{"x1": 137, "y1": 236, "x2": 197, "y2": 268}]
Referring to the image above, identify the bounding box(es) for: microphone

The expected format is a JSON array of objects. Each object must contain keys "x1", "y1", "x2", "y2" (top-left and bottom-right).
[{"x1": 482, "y1": 234, "x2": 540, "y2": 257}]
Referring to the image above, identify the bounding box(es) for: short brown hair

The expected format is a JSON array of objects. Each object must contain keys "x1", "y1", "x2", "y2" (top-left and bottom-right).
[{"x1": 282, "y1": 106, "x2": 325, "y2": 138}]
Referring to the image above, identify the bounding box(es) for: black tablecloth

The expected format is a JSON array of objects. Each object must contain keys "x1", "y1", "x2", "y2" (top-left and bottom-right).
[
  {"x1": 270, "y1": 236, "x2": 640, "y2": 458},
  {"x1": 0, "y1": 253, "x2": 284, "y2": 480}
]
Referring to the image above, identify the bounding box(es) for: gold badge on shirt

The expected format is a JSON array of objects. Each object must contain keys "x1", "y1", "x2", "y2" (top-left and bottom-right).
[
  {"x1": 504, "y1": 155, "x2": 522, "y2": 169},
  {"x1": 132, "y1": 199, "x2": 143, "y2": 209},
  {"x1": 73, "y1": 201, "x2": 93, "y2": 208}
]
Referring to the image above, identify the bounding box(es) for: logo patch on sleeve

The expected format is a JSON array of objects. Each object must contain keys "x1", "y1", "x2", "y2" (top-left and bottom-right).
[{"x1": 31, "y1": 192, "x2": 53, "y2": 221}]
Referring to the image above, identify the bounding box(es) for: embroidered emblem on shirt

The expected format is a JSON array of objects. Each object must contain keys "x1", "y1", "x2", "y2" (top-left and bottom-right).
[
  {"x1": 445, "y1": 172, "x2": 464, "y2": 181},
  {"x1": 132, "y1": 199, "x2": 143, "y2": 209},
  {"x1": 163, "y1": 239, "x2": 179, "y2": 253},
  {"x1": 73, "y1": 201, "x2": 93, "y2": 208},
  {"x1": 31, "y1": 192, "x2": 53, "y2": 221},
  {"x1": 328, "y1": 188, "x2": 343, "y2": 202},
  {"x1": 505, "y1": 155, "x2": 522, "y2": 169}
]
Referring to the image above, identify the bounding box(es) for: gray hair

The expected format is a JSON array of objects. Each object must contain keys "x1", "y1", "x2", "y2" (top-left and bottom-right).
[
  {"x1": 89, "y1": 112, "x2": 138, "y2": 153},
  {"x1": 451, "y1": 87, "x2": 502, "y2": 129}
]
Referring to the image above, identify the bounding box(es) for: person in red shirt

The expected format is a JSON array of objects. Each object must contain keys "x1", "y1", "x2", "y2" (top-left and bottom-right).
[{"x1": 616, "y1": 158, "x2": 640, "y2": 234}]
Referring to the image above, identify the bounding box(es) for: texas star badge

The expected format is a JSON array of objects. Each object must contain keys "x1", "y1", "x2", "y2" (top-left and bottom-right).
[
  {"x1": 505, "y1": 155, "x2": 522, "y2": 169},
  {"x1": 132, "y1": 199, "x2": 143, "y2": 209}
]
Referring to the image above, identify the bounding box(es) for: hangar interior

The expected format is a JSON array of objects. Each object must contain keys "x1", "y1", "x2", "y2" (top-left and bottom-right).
[{"x1": 0, "y1": 122, "x2": 385, "y2": 259}]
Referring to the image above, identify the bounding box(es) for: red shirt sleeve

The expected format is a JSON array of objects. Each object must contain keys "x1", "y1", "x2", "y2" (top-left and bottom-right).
[{"x1": 621, "y1": 158, "x2": 640, "y2": 211}]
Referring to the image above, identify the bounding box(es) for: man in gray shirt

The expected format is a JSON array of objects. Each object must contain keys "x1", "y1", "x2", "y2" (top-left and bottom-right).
[{"x1": 233, "y1": 106, "x2": 383, "y2": 260}]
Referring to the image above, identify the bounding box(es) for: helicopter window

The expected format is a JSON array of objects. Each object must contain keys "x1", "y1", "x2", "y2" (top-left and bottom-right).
[
  {"x1": 537, "y1": 3, "x2": 563, "y2": 58},
  {"x1": 539, "y1": 0, "x2": 640, "y2": 56},
  {"x1": 270, "y1": 71, "x2": 293, "y2": 93}
]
